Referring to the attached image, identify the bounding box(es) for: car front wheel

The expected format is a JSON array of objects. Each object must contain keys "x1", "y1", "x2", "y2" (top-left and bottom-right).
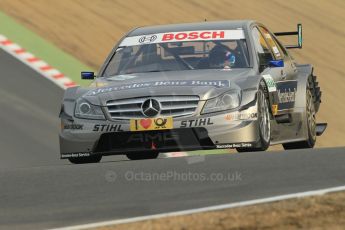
[
  {"x1": 237, "y1": 87, "x2": 271, "y2": 152},
  {"x1": 282, "y1": 84, "x2": 316, "y2": 149}
]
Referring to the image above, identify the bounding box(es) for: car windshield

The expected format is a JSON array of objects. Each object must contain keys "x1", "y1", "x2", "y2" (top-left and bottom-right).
[{"x1": 103, "y1": 30, "x2": 250, "y2": 77}]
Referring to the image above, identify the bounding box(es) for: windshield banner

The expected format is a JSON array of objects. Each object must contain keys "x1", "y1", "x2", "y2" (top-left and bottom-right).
[{"x1": 120, "y1": 30, "x2": 245, "y2": 46}]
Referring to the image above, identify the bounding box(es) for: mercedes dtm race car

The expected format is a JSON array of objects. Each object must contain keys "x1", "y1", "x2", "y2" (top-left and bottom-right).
[{"x1": 59, "y1": 20, "x2": 327, "y2": 164}]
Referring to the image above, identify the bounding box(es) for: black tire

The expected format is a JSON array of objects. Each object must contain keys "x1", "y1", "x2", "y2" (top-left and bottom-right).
[
  {"x1": 126, "y1": 151, "x2": 159, "y2": 160},
  {"x1": 237, "y1": 87, "x2": 271, "y2": 152},
  {"x1": 68, "y1": 155, "x2": 102, "y2": 164},
  {"x1": 282, "y1": 84, "x2": 316, "y2": 150}
]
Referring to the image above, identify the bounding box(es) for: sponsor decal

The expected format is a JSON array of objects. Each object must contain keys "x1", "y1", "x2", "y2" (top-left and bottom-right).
[
  {"x1": 277, "y1": 89, "x2": 296, "y2": 103},
  {"x1": 224, "y1": 112, "x2": 258, "y2": 121},
  {"x1": 93, "y1": 124, "x2": 124, "y2": 132},
  {"x1": 63, "y1": 124, "x2": 83, "y2": 130},
  {"x1": 130, "y1": 117, "x2": 173, "y2": 131},
  {"x1": 142, "y1": 98, "x2": 160, "y2": 117},
  {"x1": 276, "y1": 81, "x2": 298, "y2": 110},
  {"x1": 138, "y1": 34, "x2": 157, "y2": 44},
  {"x1": 272, "y1": 46, "x2": 281, "y2": 57},
  {"x1": 262, "y1": 74, "x2": 277, "y2": 92},
  {"x1": 180, "y1": 118, "x2": 214, "y2": 128},
  {"x1": 271, "y1": 104, "x2": 278, "y2": 115},
  {"x1": 120, "y1": 30, "x2": 245, "y2": 46},
  {"x1": 127, "y1": 132, "x2": 179, "y2": 143},
  {"x1": 61, "y1": 152, "x2": 92, "y2": 158},
  {"x1": 216, "y1": 143, "x2": 253, "y2": 149},
  {"x1": 86, "y1": 80, "x2": 230, "y2": 96},
  {"x1": 162, "y1": 31, "x2": 225, "y2": 41}
]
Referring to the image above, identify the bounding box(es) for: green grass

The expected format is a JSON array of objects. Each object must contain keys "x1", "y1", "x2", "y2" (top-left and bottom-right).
[{"x1": 0, "y1": 11, "x2": 93, "y2": 86}]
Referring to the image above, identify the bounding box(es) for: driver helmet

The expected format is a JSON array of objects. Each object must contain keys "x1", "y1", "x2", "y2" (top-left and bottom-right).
[{"x1": 209, "y1": 45, "x2": 236, "y2": 68}]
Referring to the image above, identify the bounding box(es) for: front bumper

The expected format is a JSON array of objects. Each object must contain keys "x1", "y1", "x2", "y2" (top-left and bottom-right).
[{"x1": 60, "y1": 107, "x2": 260, "y2": 159}]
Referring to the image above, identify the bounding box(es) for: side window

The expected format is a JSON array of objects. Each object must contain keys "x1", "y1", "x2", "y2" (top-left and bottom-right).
[
  {"x1": 259, "y1": 26, "x2": 284, "y2": 60},
  {"x1": 104, "y1": 46, "x2": 141, "y2": 76},
  {"x1": 103, "y1": 50, "x2": 122, "y2": 77},
  {"x1": 272, "y1": 35, "x2": 289, "y2": 57},
  {"x1": 252, "y1": 27, "x2": 273, "y2": 64}
]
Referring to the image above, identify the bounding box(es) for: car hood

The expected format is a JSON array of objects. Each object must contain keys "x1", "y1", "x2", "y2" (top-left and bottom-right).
[{"x1": 82, "y1": 69, "x2": 256, "y2": 106}]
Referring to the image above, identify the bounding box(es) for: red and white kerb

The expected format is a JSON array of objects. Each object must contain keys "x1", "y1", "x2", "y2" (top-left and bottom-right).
[
  {"x1": 0, "y1": 34, "x2": 76, "y2": 89},
  {"x1": 120, "y1": 29, "x2": 245, "y2": 47}
]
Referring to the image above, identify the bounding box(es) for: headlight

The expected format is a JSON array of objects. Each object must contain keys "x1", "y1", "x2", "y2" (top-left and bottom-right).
[
  {"x1": 75, "y1": 98, "x2": 105, "y2": 120},
  {"x1": 202, "y1": 90, "x2": 241, "y2": 114}
]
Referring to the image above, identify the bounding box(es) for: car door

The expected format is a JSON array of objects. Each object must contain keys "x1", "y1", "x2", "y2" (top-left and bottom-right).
[
  {"x1": 258, "y1": 26, "x2": 298, "y2": 113},
  {"x1": 251, "y1": 26, "x2": 282, "y2": 82},
  {"x1": 258, "y1": 26, "x2": 298, "y2": 81},
  {"x1": 251, "y1": 25, "x2": 297, "y2": 115}
]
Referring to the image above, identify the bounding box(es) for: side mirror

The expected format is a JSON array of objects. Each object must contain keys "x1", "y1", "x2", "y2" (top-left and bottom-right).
[
  {"x1": 259, "y1": 53, "x2": 273, "y2": 66},
  {"x1": 269, "y1": 59, "x2": 284, "y2": 68},
  {"x1": 81, "y1": 71, "x2": 95, "y2": 80},
  {"x1": 259, "y1": 53, "x2": 274, "y2": 72}
]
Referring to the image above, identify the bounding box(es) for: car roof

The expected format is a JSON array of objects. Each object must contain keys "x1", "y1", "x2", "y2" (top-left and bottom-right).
[{"x1": 128, "y1": 20, "x2": 255, "y2": 36}]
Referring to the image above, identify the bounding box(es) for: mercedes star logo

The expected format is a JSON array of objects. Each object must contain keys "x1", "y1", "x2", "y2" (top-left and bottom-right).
[{"x1": 141, "y1": 99, "x2": 160, "y2": 117}]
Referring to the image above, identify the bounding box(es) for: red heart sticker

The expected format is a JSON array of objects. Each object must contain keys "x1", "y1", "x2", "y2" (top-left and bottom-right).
[{"x1": 140, "y1": 119, "x2": 152, "y2": 129}]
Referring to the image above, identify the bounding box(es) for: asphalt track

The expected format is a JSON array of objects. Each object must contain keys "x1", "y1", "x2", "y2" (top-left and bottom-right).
[
  {"x1": 0, "y1": 49, "x2": 64, "y2": 168},
  {"x1": 0, "y1": 48, "x2": 345, "y2": 230}
]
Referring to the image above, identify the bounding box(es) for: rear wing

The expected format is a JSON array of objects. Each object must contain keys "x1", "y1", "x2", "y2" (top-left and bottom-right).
[{"x1": 274, "y1": 24, "x2": 302, "y2": 49}]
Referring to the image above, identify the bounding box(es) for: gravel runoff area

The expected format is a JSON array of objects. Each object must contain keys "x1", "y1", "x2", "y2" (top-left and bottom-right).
[{"x1": 94, "y1": 191, "x2": 345, "y2": 230}]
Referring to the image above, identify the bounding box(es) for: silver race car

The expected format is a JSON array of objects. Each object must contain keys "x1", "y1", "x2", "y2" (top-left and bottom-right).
[{"x1": 59, "y1": 20, "x2": 327, "y2": 164}]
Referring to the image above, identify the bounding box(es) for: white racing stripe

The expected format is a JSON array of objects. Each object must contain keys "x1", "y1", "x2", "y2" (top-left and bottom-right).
[
  {"x1": 5, "y1": 43, "x2": 21, "y2": 50},
  {"x1": 0, "y1": 34, "x2": 7, "y2": 41},
  {"x1": 17, "y1": 52, "x2": 35, "y2": 59},
  {"x1": 50, "y1": 185, "x2": 345, "y2": 230},
  {"x1": 0, "y1": 34, "x2": 76, "y2": 89},
  {"x1": 45, "y1": 69, "x2": 61, "y2": 76},
  {"x1": 30, "y1": 60, "x2": 48, "y2": 68}
]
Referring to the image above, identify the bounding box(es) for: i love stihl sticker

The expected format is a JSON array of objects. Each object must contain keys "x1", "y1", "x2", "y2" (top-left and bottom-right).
[{"x1": 130, "y1": 117, "x2": 173, "y2": 131}]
